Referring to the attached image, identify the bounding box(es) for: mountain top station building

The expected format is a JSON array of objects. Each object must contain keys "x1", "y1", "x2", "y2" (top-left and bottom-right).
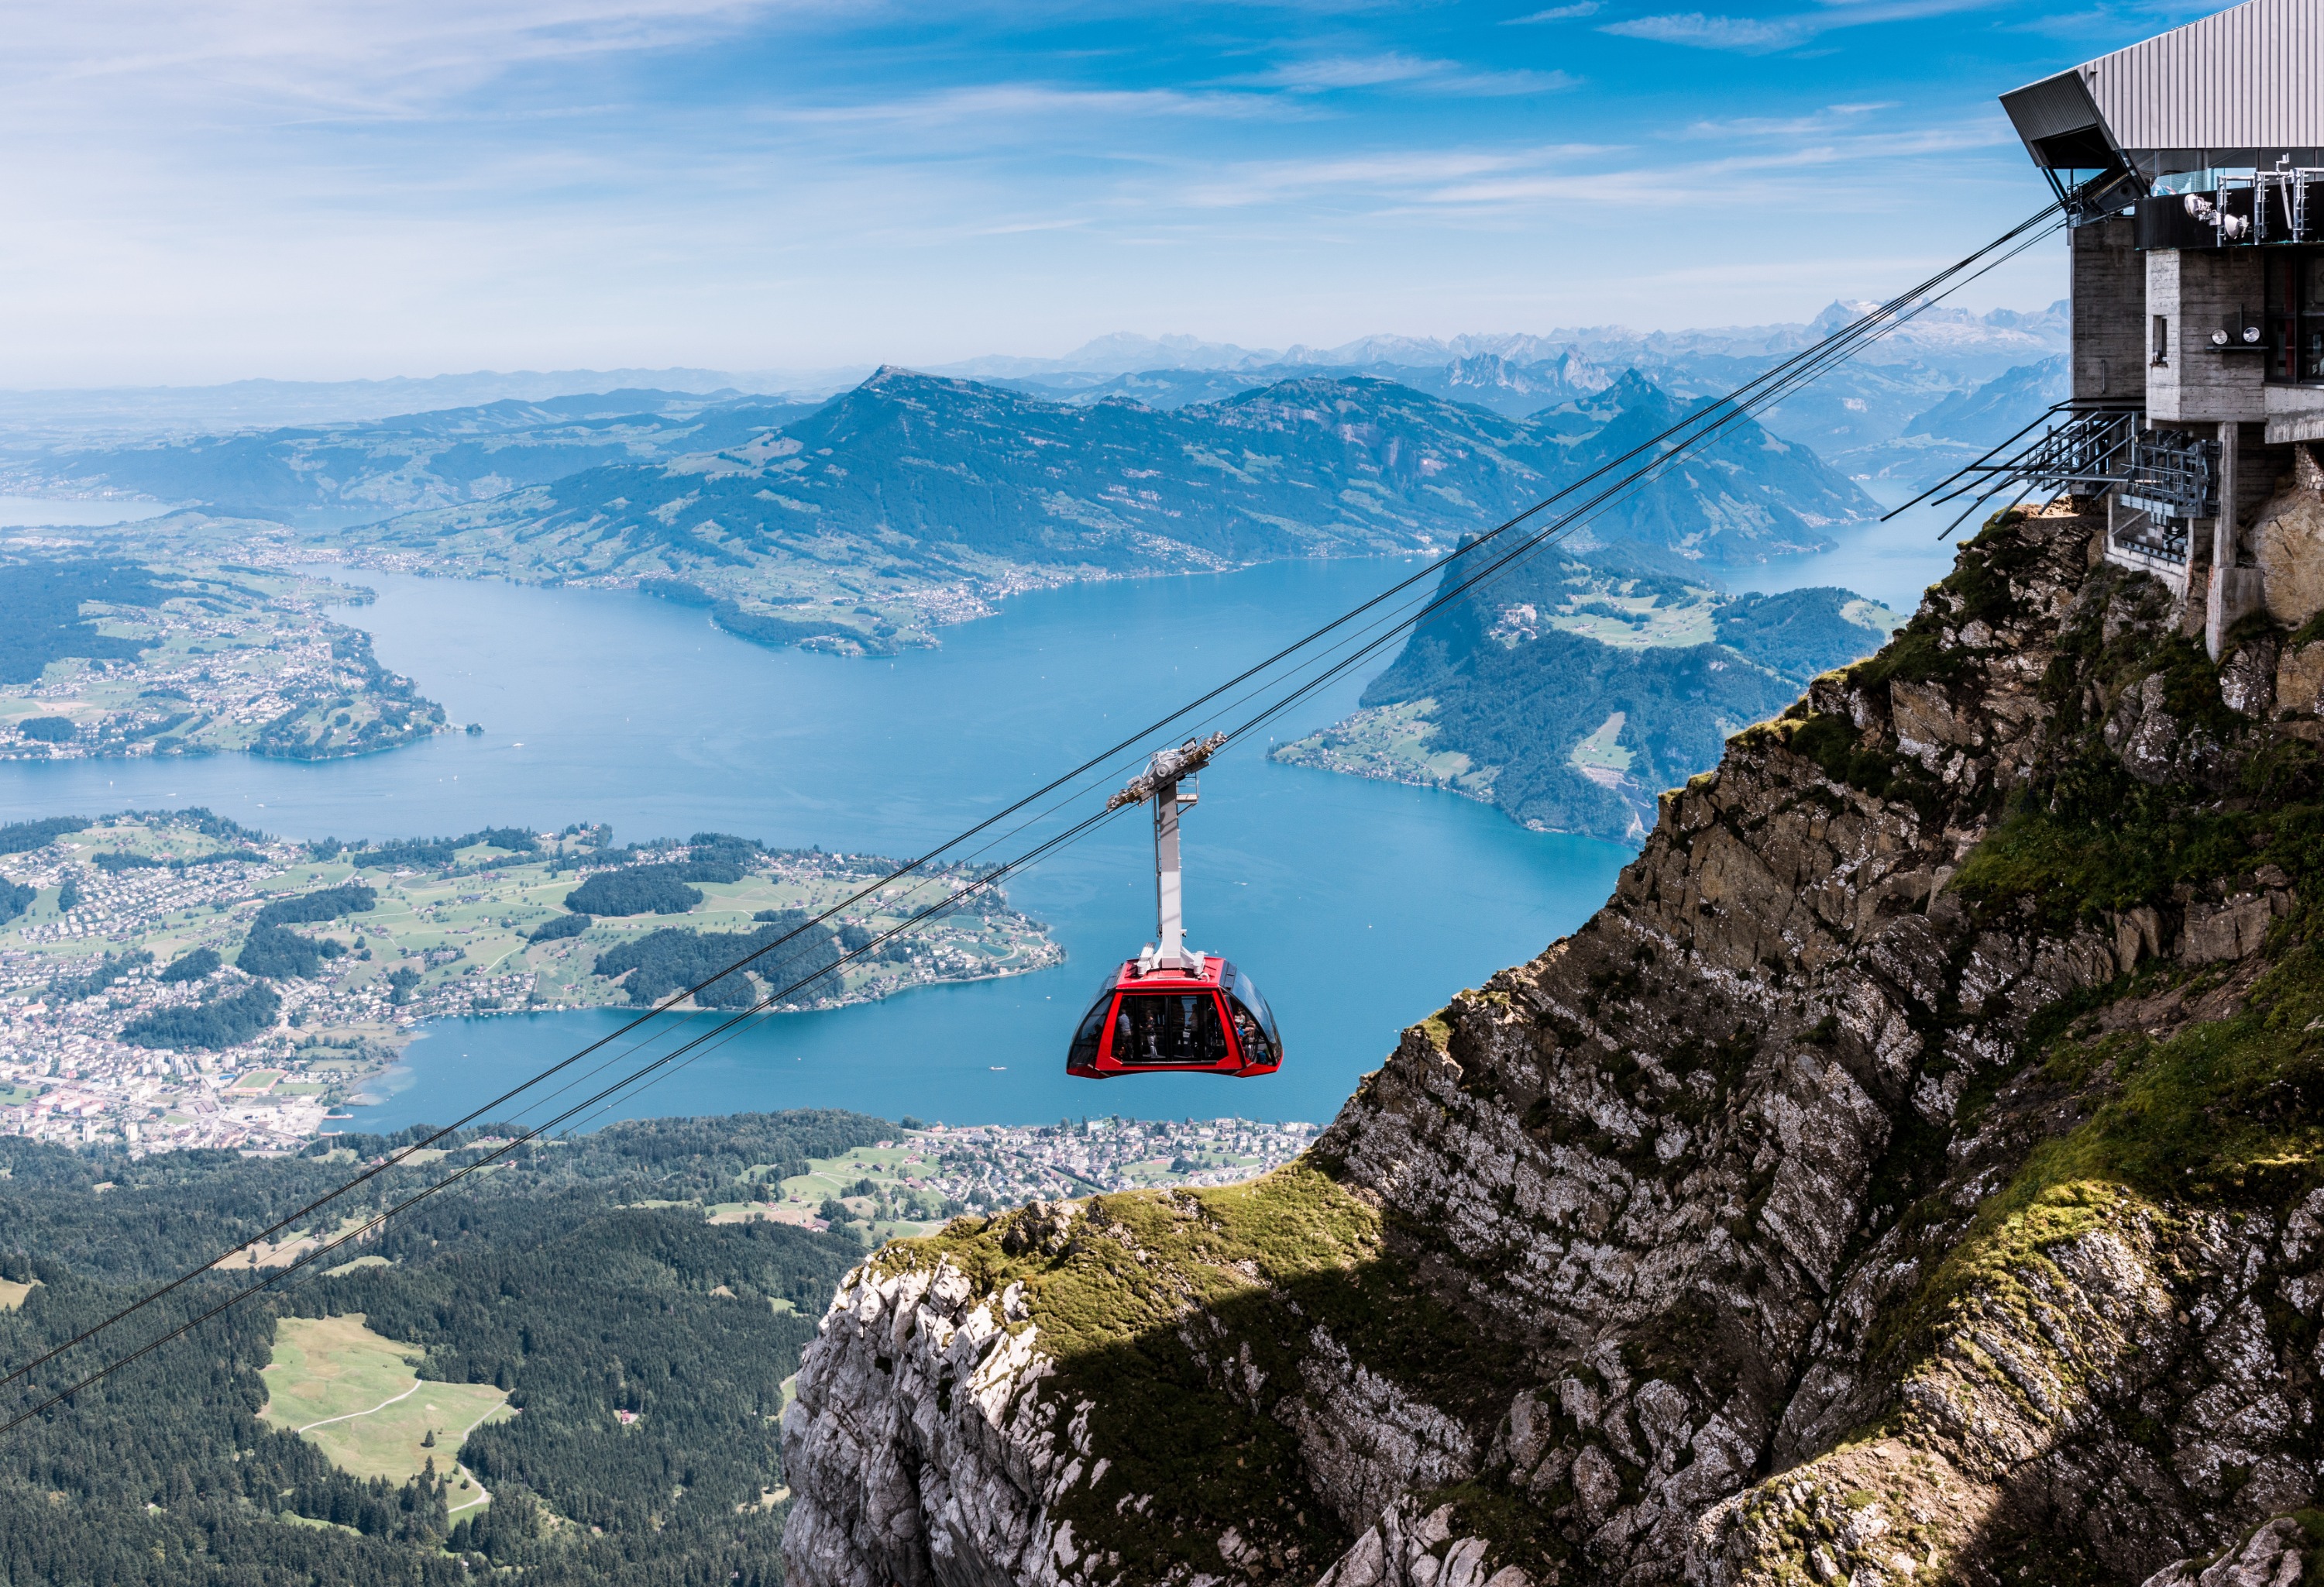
[{"x1": 1999, "y1": 0, "x2": 2324, "y2": 656}]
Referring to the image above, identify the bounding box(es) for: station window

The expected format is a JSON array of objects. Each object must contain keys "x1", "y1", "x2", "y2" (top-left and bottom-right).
[{"x1": 2264, "y1": 249, "x2": 2324, "y2": 384}]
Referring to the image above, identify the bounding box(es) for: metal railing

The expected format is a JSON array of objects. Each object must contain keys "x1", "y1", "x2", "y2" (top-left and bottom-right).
[
  {"x1": 2119, "y1": 428, "x2": 2219, "y2": 522},
  {"x1": 1885, "y1": 404, "x2": 2144, "y2": 537}
]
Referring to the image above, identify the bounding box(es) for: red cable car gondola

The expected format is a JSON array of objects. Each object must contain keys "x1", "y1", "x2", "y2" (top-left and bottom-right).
[{"x1": 1066, "y1": 735, "x2": 1283, "y2": 1080}]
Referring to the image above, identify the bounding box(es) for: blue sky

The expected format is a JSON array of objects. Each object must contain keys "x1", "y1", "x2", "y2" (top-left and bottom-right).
[{"x1": 0, "y1": 0, "x2": 2222, "y2": 385}]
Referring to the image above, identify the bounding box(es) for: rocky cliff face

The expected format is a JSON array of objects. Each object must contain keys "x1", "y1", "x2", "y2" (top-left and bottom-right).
[{"x1": 782, "y1": 499, "x2": 2324, "y2": 1587}]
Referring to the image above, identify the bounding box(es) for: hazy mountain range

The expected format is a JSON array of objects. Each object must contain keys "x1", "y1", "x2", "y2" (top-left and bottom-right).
[
  {"x1": 8, "y1": 391, "x2": 825, "y2": 530},
  {"x1": 0, "y1": 370, "x2": 830, "y2": 447},
  {"x1": 936, "y1": 301, "x2": 2067, "y2": 382},
  {"x1": 301, "y1": 367, "x2": 1871, "y2": 652},
  {"x1": 0, "y1": 301, "x2": 2064, "y2": 450},
  {"x1": 372, "y1": 364, "x2": 1875, "y2": 573},
  {"x1": 0, "y1": 305, "x2": 2068, "y2": 673}
]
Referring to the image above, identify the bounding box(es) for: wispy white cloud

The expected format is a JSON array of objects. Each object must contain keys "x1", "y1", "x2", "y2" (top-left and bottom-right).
[
  {"x1": 766, "y1": 82, "x2": 1297, "y2": 130},
  {"x1": 1, "y1": 0, "x2": 820, "y2": 121},
  {"x1": 1246, "y1": 52, "x2": 1441, "y2": 88},
  {"x1": 1603, "y1": 0, "x2": 2006, "y2": 53},
  {"x1": 1444, "y1": 67, "x2": 1583, "y2": 94},
  {"x1": 1239, "y1": 52, "x2": 1579, "y2": 95},
  {"x1": 1600, "y1": 12, "x2": 1813, "y2": 51},
  {"x1": 1686, "y1": 101, "x2": 1894, "y2": 136},
  {"x1": 1171, "y1": 143, "x2": 1618, "y2": 208},
  {"x1": 1148, "y1": 102, "x2": 2006, "y2": 225},
  {"x1": 0, "y1": 0, "x2": 2074, "y2": 383}
]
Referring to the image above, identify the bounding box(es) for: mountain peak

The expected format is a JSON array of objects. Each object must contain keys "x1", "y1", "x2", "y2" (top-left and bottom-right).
[{"x1": 1808, "y1": 299, "x2": 1882, "y2": 336}]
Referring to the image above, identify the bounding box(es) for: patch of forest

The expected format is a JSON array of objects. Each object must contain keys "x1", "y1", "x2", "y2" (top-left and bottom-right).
[
  {"x1": 319, "y1": 828, "x2": 539, "y2": 871},
  {"x1": 0, "y1": 1109, "x2": 890, "y2": 1585},
  {"x1": 0, "y1": 559, "x2": 167, "y2": 684},
  {"x1": 592, "y1": 911, "x2": 844, "y2": 1008},
  {"x1": 117, "y1": 979, "x2": 281, "y2": 1051},
  {"x1": 561, "y1": 841, "x2": 759, "y2": 918},
  {"x1": 0, "y1": 815, "x2": 92, "y2": 853}
]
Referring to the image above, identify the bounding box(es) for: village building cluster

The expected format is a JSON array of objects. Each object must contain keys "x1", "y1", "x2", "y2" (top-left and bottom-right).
[{"x1": 916, "y1": 1115, "x2": 1320, "y2": 1207}]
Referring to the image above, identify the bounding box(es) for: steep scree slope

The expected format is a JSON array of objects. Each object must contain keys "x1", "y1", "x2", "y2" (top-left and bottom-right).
[{"x1": 782, "y1": 501, "x2": 2324, "y2": 1586}]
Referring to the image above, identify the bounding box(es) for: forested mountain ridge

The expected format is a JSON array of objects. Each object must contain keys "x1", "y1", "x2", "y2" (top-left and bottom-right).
[
  {"x1": 1274, "y1": 548, "x2": 1897, "y2": 842},
  {"x1": 0, "y1": 1110, "x2": 891, "y2": 1584},
  {"x1": 339, "y1": 367, "x2": 1875, "y2": 656}
]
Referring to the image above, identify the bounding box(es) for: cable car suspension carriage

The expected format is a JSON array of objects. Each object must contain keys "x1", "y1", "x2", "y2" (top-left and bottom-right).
[{"x1": 1065, "y1": 734, "x2": 1282, "y2": 1079}]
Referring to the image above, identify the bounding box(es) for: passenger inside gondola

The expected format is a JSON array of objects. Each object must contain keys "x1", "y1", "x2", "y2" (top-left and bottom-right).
[
  {"x1": 1115, "y1": 993, "x2": 1230, "y2": 1065},
  {"x1": 1229, "y1": 1003, "x2": 1271, "y2": 1065}
]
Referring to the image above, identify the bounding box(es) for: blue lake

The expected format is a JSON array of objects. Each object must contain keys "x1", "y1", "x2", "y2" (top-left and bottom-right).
[{"x1": 0, "y1": 519, "x2": 1951, "y2": 1134}]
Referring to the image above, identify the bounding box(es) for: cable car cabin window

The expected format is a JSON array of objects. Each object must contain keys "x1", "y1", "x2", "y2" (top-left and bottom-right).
[
  {"x1": 1113, "y1": 991, "x2": 1231, "y2": 1065},
  {"x1": 2265, "y1": 250, "x2": 2324, "y2": 384},
  {"x1": 1220, "y1": 962, "x2": 1282, "y2": 1065},
  {"x1": 1229, "y1": 1001, "x2": 1274, "y2": 1065},
  {"x1": 1067, "y1": 984, "x2": 1115, "y2": 1070}
]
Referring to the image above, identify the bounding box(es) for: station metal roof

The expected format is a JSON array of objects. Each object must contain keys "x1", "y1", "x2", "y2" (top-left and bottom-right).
[{"x1": 2003, "y1": 0, "x2": 2324, "y2": 170}]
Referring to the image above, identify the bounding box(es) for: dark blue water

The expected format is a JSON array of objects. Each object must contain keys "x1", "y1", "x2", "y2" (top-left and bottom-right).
[{"x1": 0, "y1": 559, "x2": 1631, "y2": 1130}]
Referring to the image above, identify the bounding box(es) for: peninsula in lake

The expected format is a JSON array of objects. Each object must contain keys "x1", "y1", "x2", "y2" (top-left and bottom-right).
[{"x1": 0, "y1": 818, "x2": 1058, "y2": 1153}]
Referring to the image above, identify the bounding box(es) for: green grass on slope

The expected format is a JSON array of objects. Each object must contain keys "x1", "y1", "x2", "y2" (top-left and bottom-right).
[
  {"x1": 1886, "y1": 941, "x2": 2324, "y2": 1375},
  {"x1": 884, "y1": 1162, "x2": 1540, "y2": 1580}
]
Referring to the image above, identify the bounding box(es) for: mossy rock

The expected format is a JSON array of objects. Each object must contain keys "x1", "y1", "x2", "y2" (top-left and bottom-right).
[{"x1": 877, "y1": 1162, "x2": 1531, "y2": 1580}]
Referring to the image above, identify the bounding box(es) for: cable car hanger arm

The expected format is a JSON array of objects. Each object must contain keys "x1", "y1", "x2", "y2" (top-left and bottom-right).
[{"x1": 1105, "y1": 732, "x2": 1226, "y2": 811}]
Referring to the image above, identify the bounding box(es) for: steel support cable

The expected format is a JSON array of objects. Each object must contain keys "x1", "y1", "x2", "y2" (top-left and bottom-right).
[
  {"x1": 0, "y1": 706, "x2": 1189, "y2": 1406},
  {"x1": 0, "y1": 800, "x2": 1130, "y2": 1438},
  {"x1": 1868, "y1": 239, "x2": 2083, "y2": 534},
  {"x1": 490, "y1": 787, "x2": 1118, "y2": 1139},
  {"x1": 0, "y1": 330, "x2": 1923, "y2": 1426},
  {"x1": 0, "y1": 202, "x2": 2061, "y2": 1409},
  {"x1": 938, "y1": 208, "x2": 2075, "y2": 828}
]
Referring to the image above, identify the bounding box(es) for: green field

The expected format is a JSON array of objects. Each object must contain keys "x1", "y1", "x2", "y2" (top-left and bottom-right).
[
  {"x1": 685, "y1": 1138, "x2": 956, "y2": 1245},
  {"x1": 259, "y1": 1314, "x2": 507, "y2": 1502},
  {"x1": 1271, "y1": 697, "x2": 1492, "y2": 800},
  {"x1": 772, "y1": 1139, "x2": 950, "y2": 1241},
  {"x1": 1568, "y1": 711, "x2": 1635, "y2": 774}
]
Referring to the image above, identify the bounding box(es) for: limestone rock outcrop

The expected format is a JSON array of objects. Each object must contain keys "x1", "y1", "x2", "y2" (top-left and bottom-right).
[
  {"x1": 2257, "y1": 484, "x2": 2324, "y2": 627},
  {"x1": 783, "y1": 502, "x2": 2324, "y2": 1586}
]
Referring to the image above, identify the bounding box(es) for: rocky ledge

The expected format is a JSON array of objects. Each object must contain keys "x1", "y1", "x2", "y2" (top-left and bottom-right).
[{"x1": 782, "y1": 500, "x2": 2324, "y2": 1586}]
